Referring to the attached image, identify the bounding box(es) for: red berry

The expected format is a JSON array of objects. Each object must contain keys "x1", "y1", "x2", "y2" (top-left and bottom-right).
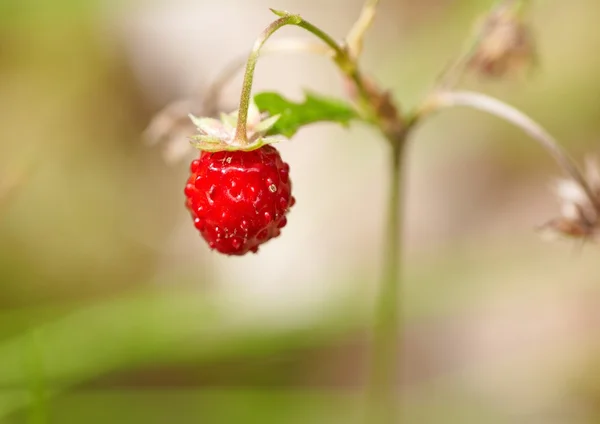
[{"x1": 184, "y1": 145, "x2": 294, "y2": 255}]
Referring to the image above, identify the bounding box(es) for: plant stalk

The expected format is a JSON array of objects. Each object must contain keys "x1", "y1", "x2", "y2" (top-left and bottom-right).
[
  {"x1": 426, "y1": 90, "x2": 600, "y2": 212},
  {"x1": 235, "y1": 15, "x2": 301, "y2": 144},
  {"x1": 235, "y1": 11, "x2": 368, "y2": 145},
  {"x1": 234, "y1": 13, "x2": 374, "y2": 145},
  {"x1": 367, "y1": 135, "x2": 406, "y2": 424}
]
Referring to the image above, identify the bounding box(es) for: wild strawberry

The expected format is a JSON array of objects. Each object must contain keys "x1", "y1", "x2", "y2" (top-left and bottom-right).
[{"x1": 184, "y1": 145, "x2": 295, "y2": 255}]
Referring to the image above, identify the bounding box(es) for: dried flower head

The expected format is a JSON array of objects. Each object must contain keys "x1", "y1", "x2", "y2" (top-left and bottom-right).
[
  {"x1": 540, "y1": 157, "x2": 600, "y2": 242},
  {"x1": 189, "y1": 100, "x2": 285, "y2": 152},
  {"x1": 467, "y1": 2, "x2": 536, "y2": 78},
  {"x1": 143, "y1": 99, "x2": 200, "y2": 164}
]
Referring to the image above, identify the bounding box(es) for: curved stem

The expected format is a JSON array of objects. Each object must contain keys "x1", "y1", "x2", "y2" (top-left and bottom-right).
[
  {"x1": 144, "y1": 38, "x2": 333, "y2": 150},
  {"x1": 425, "y1": 90, "x2": 600, "y2": 211},
  {"x1": 296, "y1": 20, "x2": 346, "y2": 58},
  {"x1": 234, "y1": 13, "x2": 374, "y2": 145},
  {"x1": 234, "y1": 15, "x2": 301, "y2": 144},
  {"x1": 202, "y1": 39, "x2": 330, "y2": 116},
  {"x1": 294, "y1": 20, "x2": 372, "y2": 106}
]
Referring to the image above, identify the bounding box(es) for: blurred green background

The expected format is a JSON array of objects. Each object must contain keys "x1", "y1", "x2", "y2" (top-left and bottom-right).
[{"x1": 2, "y1": 0, "x2": 600, "y2": 422}]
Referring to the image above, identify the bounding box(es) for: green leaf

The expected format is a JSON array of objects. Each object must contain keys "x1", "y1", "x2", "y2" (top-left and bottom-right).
[{"x1": 253, "y1": 91, "x2": 360, "y2": 138}]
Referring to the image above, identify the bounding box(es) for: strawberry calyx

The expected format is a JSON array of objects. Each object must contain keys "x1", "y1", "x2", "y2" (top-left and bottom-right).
[{"x1": 188, "y1": 100, "x2": 286, "y2": 152}]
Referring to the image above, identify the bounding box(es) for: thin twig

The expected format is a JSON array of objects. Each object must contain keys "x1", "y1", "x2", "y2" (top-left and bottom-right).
[
  {"x1": 143, "y1": 39, "x2": 331, "y2": 152},
  {"x1": 202, "y1": 39, "x2": 332, "y2": 116},
  {"x1": 429, "y1": 90, "x2": 600, "y2": 212},
  {"x1": 346, "y1": 0, "x2": 380, "y2": 58},
  {"x1": 367, "y1": 136, "x2": 406, "y2": 424}
]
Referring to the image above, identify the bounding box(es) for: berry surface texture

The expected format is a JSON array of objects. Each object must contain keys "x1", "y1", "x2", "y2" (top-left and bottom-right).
[{"x1": 185, "y1": 145, "x2": 295, "y2": 255}]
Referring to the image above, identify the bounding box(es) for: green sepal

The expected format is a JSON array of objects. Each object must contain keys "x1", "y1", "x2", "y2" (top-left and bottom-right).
[{"x1": 189, "y1": 135, "x2": 285, "y2": 152}]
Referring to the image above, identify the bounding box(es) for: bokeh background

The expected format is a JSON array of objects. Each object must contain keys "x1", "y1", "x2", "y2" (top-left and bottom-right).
[{"x1": 2, "y1": 0, "x2": 600, "y2": 422}]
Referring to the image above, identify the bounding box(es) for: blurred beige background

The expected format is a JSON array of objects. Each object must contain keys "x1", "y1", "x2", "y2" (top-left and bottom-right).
[{"x1": 2, "y1": 0, "x2": 600, "y2": 423}]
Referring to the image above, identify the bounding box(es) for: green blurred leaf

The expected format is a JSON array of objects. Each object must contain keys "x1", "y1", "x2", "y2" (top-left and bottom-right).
[
  {"x1": 253, "y1": 91, "x2": 360, "y2": 138},
  {"x1": 0, "y1": 288, "x2": 365, "y2": 419},
  {"x1": 20, "y1": 388, "x2": 501, "y2": 424}
]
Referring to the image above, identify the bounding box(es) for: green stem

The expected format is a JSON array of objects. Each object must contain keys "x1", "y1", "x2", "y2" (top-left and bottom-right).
[
  {"x1": 296, "y1": 20, "x2": 344, "y2": 57},
  {"x1": 234, "y1": 15, "x2": 301, "y2": 144},
  {"x1": 295, "y1": 19, "x2": 372, "y2": 107},
  {"x1": 428, "y1": 90, "x2": 600, "y2": 212},
  {"x1": 234, "y1": 13, "x2": 373, "y2": 145},
  {"x1": 197, "y1": 38, "x2": 337, "y2": 117},
  {"x1": 367, "y1": 135, "x2": 406, "y2": 423}
]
